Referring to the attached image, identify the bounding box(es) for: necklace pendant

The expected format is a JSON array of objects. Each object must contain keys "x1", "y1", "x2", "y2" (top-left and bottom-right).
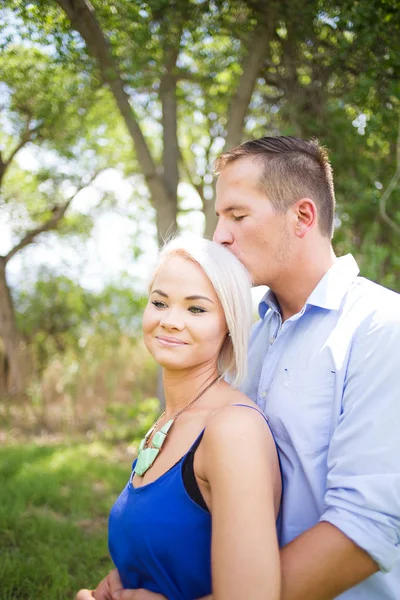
[
  {"x1": 152, "y1": 419, "x2": 174, "y2": 448},
  {"x1": 132, "y1": 376, "x2": 219, "y2": 478},
  {"x1": 134, "y1": 447, "x2": 160, "y2": 476},
  {"x1": 134, "y1": 419, "x2": 174, "y2": 477},
  {"x1": 138, "y1": 425, "x2": 155, "y2": 454}
]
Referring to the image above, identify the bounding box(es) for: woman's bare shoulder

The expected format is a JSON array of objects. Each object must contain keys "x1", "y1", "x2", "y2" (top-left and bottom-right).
[
  {"x1": 200, "y1": 390, "x2": 279, "y2": 498},
  {"x1": 204, "y1": 386, "x2": 272, "y2": 448},
  {"x1": 210, "y1": 381, "x2": 258, "y2": 409}
]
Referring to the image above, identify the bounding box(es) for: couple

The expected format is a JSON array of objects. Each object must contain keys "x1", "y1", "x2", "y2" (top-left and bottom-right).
[{"x1": 77, "y1": 136, "x2": 400, "y2": 600}]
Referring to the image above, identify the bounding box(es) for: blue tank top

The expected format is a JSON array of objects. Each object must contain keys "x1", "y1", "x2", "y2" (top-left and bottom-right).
[{"x1": 108, "y1": 405, "x2": 271, "y2": 600}]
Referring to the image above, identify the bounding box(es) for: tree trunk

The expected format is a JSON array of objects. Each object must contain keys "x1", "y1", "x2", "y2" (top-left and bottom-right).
[
  {"x1": 0, "y1": 257, "x2": 31, "y2": 396},
  {"x1": 0, "y1": 338, "x2": 8, "y2": 396},
  {"x1": 55, "y1": 0, "x2": 178, "y2": 244},
  {"x1": 204, "y1": 15, "x2": 275, "y2": 239},
  {"x1": 160, "y1": 68, "x2": 180, "y2": 243},
  {"x1": 203, "y1": 194, "x2": 218, "y2": 240},
  {"x1": 224, "y1": 18, "x2": 274, "y2": 151}
]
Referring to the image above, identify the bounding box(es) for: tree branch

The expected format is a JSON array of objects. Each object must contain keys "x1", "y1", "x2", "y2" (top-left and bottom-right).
[
  {"x1": 4, "y1": 171, "x2": 101, "y2": 264},
  {"x1": 55, "y1": 0, "x2": 178, "y2": 243},
  {"x1": 179, "y1": 151, "x2": 205, "y2": 206},
  {"x1": 178, "y1": 207, "x2": 202, "y2": 215},
  {"x1": 6, "y1": 122, "x2": 41, "y2": 166},
  {"x1": 224, "y1": 14, "x2": 275, "y2": 151},
  {"x1": 55, "y1": 0, "x2": 156, "y2": 173},
  {"x1": 0, "y1": 121, "x2": 42, "y2": 185},
  {"x1": 160, "y1": 42, "x2": 181, "y2": 202},
  {"x1": 379, "y1": 115, "x2": 400, "y2": 235}
]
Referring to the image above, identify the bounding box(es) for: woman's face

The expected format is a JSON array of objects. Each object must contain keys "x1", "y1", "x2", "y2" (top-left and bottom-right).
[{"x1": 142, "y1": 255, "x2": 228, "y2": 373}]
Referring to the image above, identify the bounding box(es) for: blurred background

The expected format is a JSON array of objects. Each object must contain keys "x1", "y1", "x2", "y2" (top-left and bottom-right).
[{"x1": 0, "y1": 0, "x2": 399, "y2": 597}]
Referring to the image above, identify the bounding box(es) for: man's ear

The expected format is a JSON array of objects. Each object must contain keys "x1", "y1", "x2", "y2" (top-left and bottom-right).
[{"x1": 292, "y1": 198, "x2": 317, "y2": 239}]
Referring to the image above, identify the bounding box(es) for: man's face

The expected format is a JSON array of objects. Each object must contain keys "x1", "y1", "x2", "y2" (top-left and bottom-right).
[{"x1": 213, "y1": 157, "x2": 293, "y2": 288}]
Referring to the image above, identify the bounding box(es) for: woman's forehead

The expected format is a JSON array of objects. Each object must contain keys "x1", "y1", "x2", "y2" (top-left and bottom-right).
[{"x1": 152, "y1": 255, "x2": 212, "y2": 290}]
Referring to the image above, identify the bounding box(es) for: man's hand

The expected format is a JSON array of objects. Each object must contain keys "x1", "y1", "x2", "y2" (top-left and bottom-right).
[
  {"x1": 75, "y1": 569, "x2": 124, "y2": 600},
  {"x1": 111, "y1": 590, "x2": 166, "y2": 600},
  {"x1": 76, "y1": 590, "x2": 95, "y2": 600}
]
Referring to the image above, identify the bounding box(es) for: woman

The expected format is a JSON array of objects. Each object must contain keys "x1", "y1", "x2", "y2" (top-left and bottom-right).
[{"x1": 77, "y1": 237, "x2": 281, "y2": 600}]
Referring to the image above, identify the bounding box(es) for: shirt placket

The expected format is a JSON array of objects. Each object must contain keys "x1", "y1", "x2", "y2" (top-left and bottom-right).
[{"x1": 257, "y1": 308, "x2": 305, "y2": 412}]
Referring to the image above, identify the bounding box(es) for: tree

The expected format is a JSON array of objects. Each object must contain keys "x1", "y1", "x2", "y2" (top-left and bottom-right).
[
  {"x1": 5, "y1": 0, "x2": 279, "y2": 240},
  {"x1": 0, "y1": 42, "x2": 125, "y2": 394},
  {"x1": 1, "y1": 0, "x2": 400, "y2": 398}
]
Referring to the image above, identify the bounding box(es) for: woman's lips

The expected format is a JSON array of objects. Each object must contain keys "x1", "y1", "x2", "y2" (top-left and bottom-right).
[{"x1": 156, "y1": 336, "x2": 188, "y2": 347}]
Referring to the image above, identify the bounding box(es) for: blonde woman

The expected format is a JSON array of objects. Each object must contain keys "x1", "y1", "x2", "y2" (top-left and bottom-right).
[{"x1": 77, "y1": 237, "x2": 281, "y2": 600}]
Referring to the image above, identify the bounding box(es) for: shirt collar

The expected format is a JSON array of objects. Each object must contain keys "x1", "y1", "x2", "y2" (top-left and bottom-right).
[
  {"x1": 258, "y1": 289, "x2": 279, "y2": 318},
  {"x1": 258, "y1": 254, "x2": 360, "y2": 318}
]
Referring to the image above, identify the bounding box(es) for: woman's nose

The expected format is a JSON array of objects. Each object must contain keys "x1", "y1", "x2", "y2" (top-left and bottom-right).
[{"x1": 160, "y1": 308, "x2": 184, "y2": 330}]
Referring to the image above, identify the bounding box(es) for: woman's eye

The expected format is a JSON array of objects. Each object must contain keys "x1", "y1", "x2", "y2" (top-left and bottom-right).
[
  {"x1": 152, "y1": 300, "x2": 167, "y2": 309},
  {"x1": 233, "y1": 215, "x2": 245, "y2": 221},
  {"x1": 188, "y1": 306, "x2": 206, "y2": 314}
]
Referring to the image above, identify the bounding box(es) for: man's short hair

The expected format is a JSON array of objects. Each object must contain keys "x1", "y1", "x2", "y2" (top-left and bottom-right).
[{"x1": 215, "y1": 136, "x2": 336, "y2": 238}]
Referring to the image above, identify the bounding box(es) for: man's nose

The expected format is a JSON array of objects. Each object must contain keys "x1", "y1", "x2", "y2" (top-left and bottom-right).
[{"x1": 213, "y1": 218, "x2": 233, "y2": 245}]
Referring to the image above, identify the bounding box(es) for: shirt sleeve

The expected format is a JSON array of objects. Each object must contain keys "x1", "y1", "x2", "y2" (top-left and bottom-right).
[{"x1": 320, "y1": 301, "x2": 400, "y2": 572}]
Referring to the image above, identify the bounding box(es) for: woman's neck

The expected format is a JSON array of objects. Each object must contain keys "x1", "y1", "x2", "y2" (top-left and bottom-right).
[{"x1": 162, "y1": 365, "x2": 219, "y2": 419}]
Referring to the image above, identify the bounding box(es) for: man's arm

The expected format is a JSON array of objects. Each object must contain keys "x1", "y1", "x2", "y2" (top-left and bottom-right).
[
  {"x1": 129, "y1": 523, "x2": 376, "y2": 600},
  {"x1": 278, "y1": 301, "x2": 400, "y2": 599},
  {"x1": 191, "y1": 522, "x2": 377, "y2": 600},
  {"x1": 279, "y1": 522, "x2": 378, "y2": 600}
]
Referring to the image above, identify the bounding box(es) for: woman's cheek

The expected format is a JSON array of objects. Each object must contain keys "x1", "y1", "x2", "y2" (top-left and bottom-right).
[
  {"x1": 142, "y1": 311, "x2": 155, "y2": 354},
  {"x1": 142, "y1": 305, "x2": 154, "y2": 335},
  {"x1": 143, "y1": 331, "x2": 153, "y2": 356}
]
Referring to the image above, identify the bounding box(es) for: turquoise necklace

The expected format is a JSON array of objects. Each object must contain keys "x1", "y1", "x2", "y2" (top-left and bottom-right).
[{"x1": 134, "y1": 375, "x2": 220, "y2": 477}]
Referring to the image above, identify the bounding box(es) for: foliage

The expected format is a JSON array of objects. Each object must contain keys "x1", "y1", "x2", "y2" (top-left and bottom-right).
[
  {"x1": 1, "y1": 0, "x2": 400, "y2": 399},
  {"x1": 4, "y1": 0, "x2": 399, "y2": 268},
  {"x1": 13, "y1": 269, "x2": 147, "y2": 374},
  {"x1": 0, "y1": 330, "x2": 158, "y2": 435},
  {"x1": 0, "y1": 36, "x2": 142, "y2": 396},
  {"x1": 105, "y1": 396, "x2": 160, "y2": 443},
  {"x1": 0, "y1": 440, "x2": 129, "y2": 599}
]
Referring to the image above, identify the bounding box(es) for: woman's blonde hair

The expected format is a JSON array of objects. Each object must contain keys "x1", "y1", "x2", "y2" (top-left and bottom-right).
[{"x1": 151, "y1": 236, "x2": 253, "y2": 387}]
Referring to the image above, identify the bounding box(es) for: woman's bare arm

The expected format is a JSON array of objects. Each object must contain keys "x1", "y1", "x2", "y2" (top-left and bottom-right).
[{"x1": 202, "y1": 405, "x2": 281, "y2": 600}]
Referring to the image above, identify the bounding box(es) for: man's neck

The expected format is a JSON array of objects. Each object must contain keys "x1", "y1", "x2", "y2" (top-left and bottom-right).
[{"x1": 274, "y1": 246, "x2": 337, "y2": 322}]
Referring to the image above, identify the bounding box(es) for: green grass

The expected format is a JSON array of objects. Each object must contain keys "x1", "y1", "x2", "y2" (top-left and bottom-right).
[{"x1": 0, "y1": 440, "x2": 133, "y2": 600}]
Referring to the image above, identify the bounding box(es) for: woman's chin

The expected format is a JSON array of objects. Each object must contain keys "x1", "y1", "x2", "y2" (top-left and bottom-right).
[{"x1": 152, "y1": 354, "x2": 189, "y2": 371}]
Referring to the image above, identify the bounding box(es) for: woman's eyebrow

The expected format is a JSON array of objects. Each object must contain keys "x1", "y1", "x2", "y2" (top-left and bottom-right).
[
  {"x1": 151, "y1": 290, "x2": 214, "y2": 304},
  {"x1": 185, "y1": 295, "x2": 214, "y2": 304},
  {"x1": 150, "y1": 289, "x2": 168, "y2": 297}
]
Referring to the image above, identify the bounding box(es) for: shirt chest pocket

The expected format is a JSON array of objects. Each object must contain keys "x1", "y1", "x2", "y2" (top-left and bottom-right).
[{"x1": 265, "y1": 367, "x2": 335, "y2": 452}]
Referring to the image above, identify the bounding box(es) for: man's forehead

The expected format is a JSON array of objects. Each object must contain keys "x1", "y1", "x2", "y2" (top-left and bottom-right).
[
  {"x1": 217, "y1": 156, "x2": 263, "y2": 180},
  {"x1": 216, "y1": 160, "x2": 264, "y2": 192}
]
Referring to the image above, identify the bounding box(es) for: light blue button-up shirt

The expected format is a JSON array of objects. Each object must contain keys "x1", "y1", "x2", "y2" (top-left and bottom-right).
[{"x1": 243, "y1": 255, "x2": 400, "y2": 599}]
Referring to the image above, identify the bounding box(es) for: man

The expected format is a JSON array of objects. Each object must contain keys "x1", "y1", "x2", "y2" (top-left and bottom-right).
[
  {"x1": 78, "y1": 136, "x2": 400, "y2": 599},
  {"x1": 211, "y1": 136, "x2": 400, "y2": 599}
]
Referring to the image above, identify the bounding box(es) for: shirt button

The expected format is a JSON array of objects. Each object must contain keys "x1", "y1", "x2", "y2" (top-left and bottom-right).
[
  {"x1": 269, "y1": 337, "x2": 275, "y2": 344},
  {"x1": 260, "y1": 391, "x2": 267, "y2": 399}
]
